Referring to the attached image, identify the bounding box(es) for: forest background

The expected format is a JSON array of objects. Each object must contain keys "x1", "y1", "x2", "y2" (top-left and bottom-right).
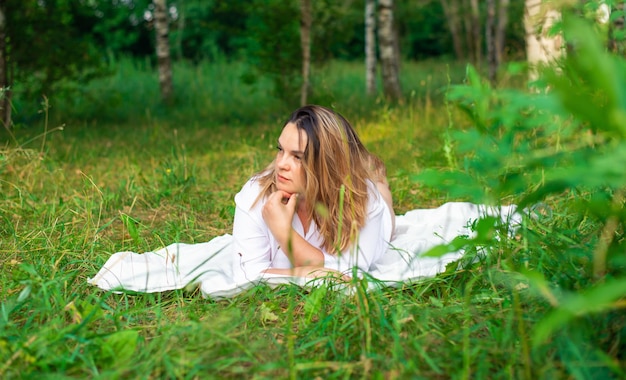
[
  {"x1": 1, "y1": 0, "x2": 626, "y2": 379},
  {"x1": 2, "y1": 0, "x2": 531, "y2": 126}
]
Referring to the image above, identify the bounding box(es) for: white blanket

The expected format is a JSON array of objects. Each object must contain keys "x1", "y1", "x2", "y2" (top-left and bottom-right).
[{"x1": 88, "y1": 202, "x2": 520, "y2": 298}]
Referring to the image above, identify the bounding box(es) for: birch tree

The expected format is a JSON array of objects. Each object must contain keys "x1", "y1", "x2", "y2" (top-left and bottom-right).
[
  {"x1": 524, "y1": 0, "x2": 564, "y2": 82},
  {"x1": 365, "y1": 0, "x2": 376, "y2": 95},
  {"x1": 299, "y1": 0, "x2": 312, "y2": 106},
  {"x1": 154, "y1": 0, "x2": 173, "y2": 103},
  {"x1": 378, "y1": 0, "x2": 402, "y2": 100},
  {"x1": 525, "y1": 0, "x2": 612, "y2": 83}
]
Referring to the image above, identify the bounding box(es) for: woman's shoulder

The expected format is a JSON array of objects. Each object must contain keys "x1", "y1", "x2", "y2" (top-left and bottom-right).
[
  {"x1": 367, "y1": 179, "x2": 395, "y2": 237},
  {"x1": 366, "y1": 180, "x2": 384, "y2": 207},
  {"x1": 234, "y1": 177, "x2": 264, "y2": 209}
]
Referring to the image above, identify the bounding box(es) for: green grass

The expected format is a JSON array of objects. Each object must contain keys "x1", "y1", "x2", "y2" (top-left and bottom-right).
[{"x1": 1, "y1": 58, "x2": 624, "y2": 379}]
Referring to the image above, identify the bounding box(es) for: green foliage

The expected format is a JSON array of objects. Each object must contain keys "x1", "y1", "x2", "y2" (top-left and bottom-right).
[
  {"x1": 243, "y1": 0, "x2": 301, "y2": 107},
  {"x1": 7, "y1": 0, "x2": 534, "y2": 121},
  {"x1": 397, "y1": 0, "x2": 453, "y2": 59},
  {"x1": 6, "y1": 0, "x2": 108, "y2": 99},
  {"x1": 608, "y1": 2, "x2": 626, "y2": 55},
  {"x1": 242, "y1": 0, "x2": 366, "y2": 105},
  {"x1": 89, "y1": 0, "x2": 154, "y2": 57},
  {"x1": 413, "y1": 12, "x2": 626, "y2": 377},
  {"x1": 418, "y1": 14, "x2": 626, "y2": 207},
  {"x1": 41, "y1": 58, "x2": 285, "y2": 127}
]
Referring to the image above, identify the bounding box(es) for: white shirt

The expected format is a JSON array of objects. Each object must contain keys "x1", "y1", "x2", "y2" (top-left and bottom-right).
[{"x1": 231, "y1": 177, "x2": 393, "y2": 283}]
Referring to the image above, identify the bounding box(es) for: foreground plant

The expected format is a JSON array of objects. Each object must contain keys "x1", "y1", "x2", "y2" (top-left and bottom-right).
[{"x1": 416, "y1": 11, "x2": 626, "y2": 378}]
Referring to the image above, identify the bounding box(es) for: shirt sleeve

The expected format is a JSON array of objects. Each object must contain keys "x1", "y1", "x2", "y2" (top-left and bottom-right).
[
  {"x1": 325, "y1": 182, "x2": 393, "y2": 275},
  {"x1": 231, "y1": 179, "x2": 273, "y2": 283}
]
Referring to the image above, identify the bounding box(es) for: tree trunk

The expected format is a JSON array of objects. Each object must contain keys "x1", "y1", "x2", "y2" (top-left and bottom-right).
[
  {"x1": 365, "y1": 0, "x2": 377, "y2": 95},
  {"x1": 486, "y1": 0, "x2": 509, "y2": 85},
  {"x1": 378, "y1": 0, "x2": 402, "y2": 100},
  {"x1": 495, "y1": 0, "x2": 509, "y2": 68},
  {"x1": 440, "y1": 0, "x2": 465, "y2": 60},
  {"x1": 486, "y1": 0, "x2": 496, "y2": 85},
  {"x1": 461, "y1": 0, "x2": 474, "y2": 63},
  {"x1": 469, "y1": 0, "x2": 481, "y2": 67},
  {"x1": 154, "y1": 0, "x2": 173, "y2": 103},
  {"x1": 524, "y1": 0, "x2": 563, "y2": 82},
  {"x1": 299, "y1": 0, "x2": 312, "y2": 106},
  {"x1": 0, "y1": 0, "x2": 10, "y2": 129}
]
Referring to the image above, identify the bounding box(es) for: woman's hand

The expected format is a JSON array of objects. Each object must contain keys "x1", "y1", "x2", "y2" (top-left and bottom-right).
[
  {"x1": 262, "y1": 190, "x2": 298, "y2": 243},
  {"x1": 262, "y1": 191, "x2": 324, "y2": 267}
]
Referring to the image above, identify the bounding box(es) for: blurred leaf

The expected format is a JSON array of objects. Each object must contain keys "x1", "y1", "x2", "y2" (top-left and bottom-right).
[
  {"x1": 17, "y1": 286, "x2": 31, "y2": 303},
  {"x1": 120, "y1": 214, "x2": 141, "y2": 245},
  {"x1": 517, "y1": 180, "x2": 571, "y2": 210},
  {"x1": 259, "y1": 302, "x2": 278, "y2": 323},
  {"x1": 422, "y1": 235, "x2": 470, "y2": 258},
  {"x1": 412, "y1": 169, "x2": 487, "y2": 202},
  {"x1": 532, "y1": 278, "x2": 626, "y2": 346},
  {"x1": 304, "y1": 286, "x2": 327, "y2": 323},
  {"x1": 473, "y1": 216, "x2": 498, "y2": 242},
  {"x1": 100, "y1": 330, "x2": 139, "y2": 365},
  {"x1": 548, "y1": 14, "x2": 626, "y2": 138}
]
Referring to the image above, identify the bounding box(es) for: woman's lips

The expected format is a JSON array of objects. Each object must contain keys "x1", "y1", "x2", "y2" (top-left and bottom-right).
[{"x1": 277, "y1": 174, "x2": 289, "y2": 182}]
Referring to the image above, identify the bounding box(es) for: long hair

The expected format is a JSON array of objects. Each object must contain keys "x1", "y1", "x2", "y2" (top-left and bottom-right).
[{"x1": 254, "y1": 105, "x2": 382, "y2": 254}]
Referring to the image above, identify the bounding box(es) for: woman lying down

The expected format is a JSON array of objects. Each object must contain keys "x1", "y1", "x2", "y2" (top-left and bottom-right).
[
  {"x1": 89, "y1": 105, "x2": 519, "y2": 296},
  {"x1": 89, "y1": 104, "x2": 396, "y2": 296},
  {"x1": 231, "y1": 104, "x2": 395, "y2": 282}
]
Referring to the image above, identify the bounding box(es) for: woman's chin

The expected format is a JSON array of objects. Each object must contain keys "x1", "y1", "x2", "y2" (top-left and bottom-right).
[{"x1": 275, "y1": 184, "x2": 293, "y2": 195}]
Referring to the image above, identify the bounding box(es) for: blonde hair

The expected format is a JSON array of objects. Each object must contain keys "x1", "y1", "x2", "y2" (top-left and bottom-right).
[{"x1": 254, "y1": 105, "x2": 384, "y2": 254}]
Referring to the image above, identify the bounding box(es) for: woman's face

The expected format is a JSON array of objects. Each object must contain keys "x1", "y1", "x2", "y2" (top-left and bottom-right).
[{"x1": 275, "y1": 122, "x2": 307, "y2": 197}]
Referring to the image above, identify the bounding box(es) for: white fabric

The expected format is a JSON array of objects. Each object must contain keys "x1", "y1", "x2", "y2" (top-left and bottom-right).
[
  {"x1": 88, "y1": 196, "x2": 521, "y2": 298},
  {"x1": 232, "y1": 178, "x2": 393, "y2": 283}
]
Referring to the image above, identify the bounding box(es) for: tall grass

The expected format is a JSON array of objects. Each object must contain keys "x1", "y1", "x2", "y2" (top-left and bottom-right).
[{"x1": 1, "y1": 49, "x2": 624, "y2": 378}]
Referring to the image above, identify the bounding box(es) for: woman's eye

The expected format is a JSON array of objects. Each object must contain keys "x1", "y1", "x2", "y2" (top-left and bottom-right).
[
  {"x1": 276, "y1": 146, "x2": 283, "y2": 152},
  {"x1": 294, "y1": 155, "x2": 302, "y2": 161}
]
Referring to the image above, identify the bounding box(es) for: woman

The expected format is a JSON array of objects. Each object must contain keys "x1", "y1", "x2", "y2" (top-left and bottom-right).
[
  {"x1": 89, "y1": 105, "x2": 517, "y2": 296},
  {"x1": 232, "y1": 105, "x2": 395, "y2": 282}
]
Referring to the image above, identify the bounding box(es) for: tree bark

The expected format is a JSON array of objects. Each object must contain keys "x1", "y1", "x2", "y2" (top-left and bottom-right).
[
  {"x1": 0, "y1": 0, "x2": 10, "y2": 129},
  {"x1": 486, "y1": 0, "x2": 509, "y2": 85},
  {"x1": 365, "y1": 0, "x2": 377, "y2": 95},
  {"x1": 440, "y1": 0, "x2": 465, "y2": 60},
  {"x1": 378, "y1": 0, "x2": 402, "y2": 100},
  {"x1": 524, "y1": 0, "x2": 563, "y2": 82},
  {"x1": 461, "y1": 0, "x2": 474, "y2": 63},
  {"x1": 299, "y1": 0, "x2": 312, "y2": 106},
  {"x1": 496, "y1": 0, "x2": 509, "y2": 68},
  {"x1": 486, "y1": 0, "x2": 496, "y2": 84},
  {"x1": 469, "y1": 0, "x2": 481, "y2": 66},
  {"x1": 154, "y1": 0, "x2": 173, "y2": 103}
]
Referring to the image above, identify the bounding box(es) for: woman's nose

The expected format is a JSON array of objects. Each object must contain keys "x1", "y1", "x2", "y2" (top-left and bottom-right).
[{"x1": 276, "y1": 154, "x2": 289, "y2": 170}]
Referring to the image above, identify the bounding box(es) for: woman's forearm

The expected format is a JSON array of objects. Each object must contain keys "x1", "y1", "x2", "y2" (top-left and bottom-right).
[
  {"x1": 263, "y1": 266, "x2": 348, "y2": 280},
  {"x1": 277, "y1": 228, "x2": 325, "y2": 267}
]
